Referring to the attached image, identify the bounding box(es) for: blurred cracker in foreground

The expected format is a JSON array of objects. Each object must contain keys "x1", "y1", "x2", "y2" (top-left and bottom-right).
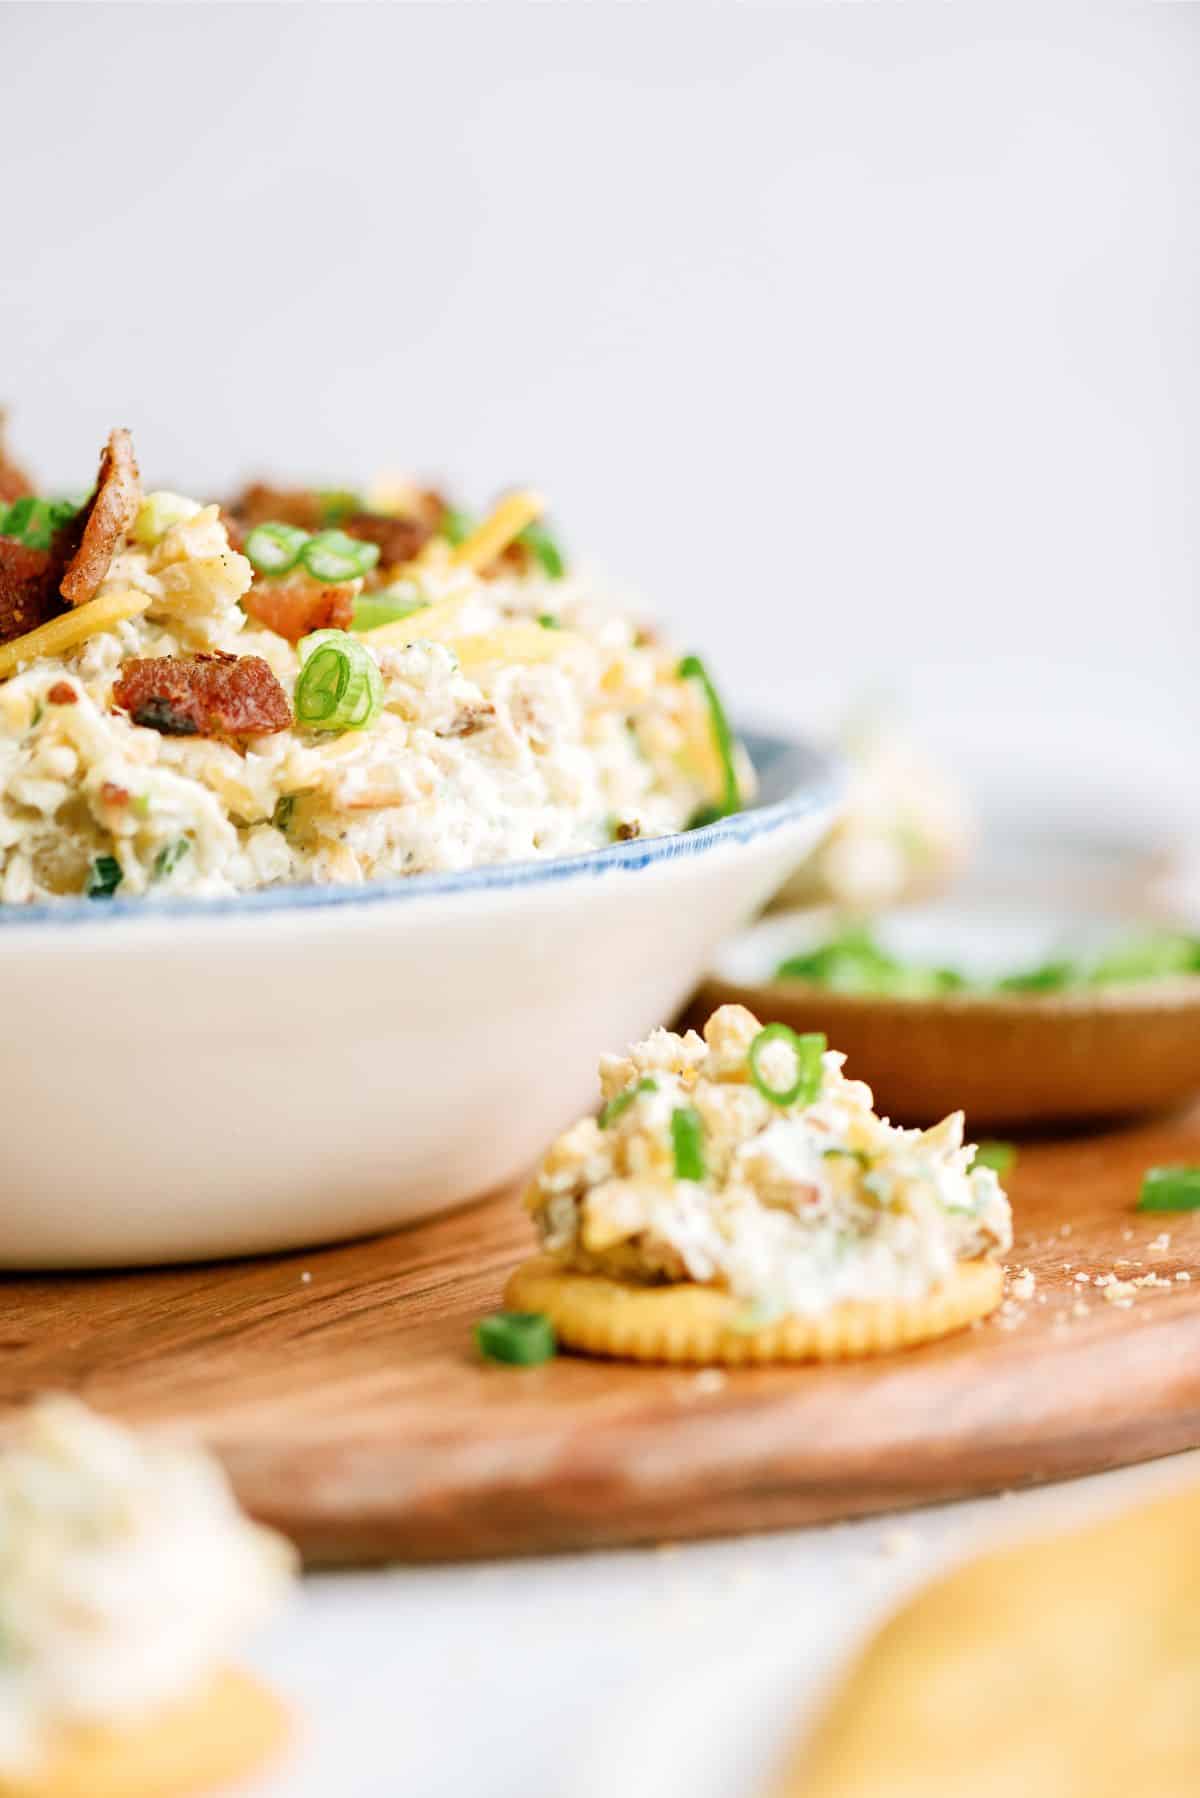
[{"x1": 778, "y1": 1482, "x2": 1200, "y2": 1797}]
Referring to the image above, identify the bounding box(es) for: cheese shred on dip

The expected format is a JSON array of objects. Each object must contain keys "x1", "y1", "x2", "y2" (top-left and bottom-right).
[
  {"x1": 0, "y1": 431, "x2": 751, "y2": 902},
  {"x1": 526, "y1": 1005, "x2": 1013, "y2": 1321}
]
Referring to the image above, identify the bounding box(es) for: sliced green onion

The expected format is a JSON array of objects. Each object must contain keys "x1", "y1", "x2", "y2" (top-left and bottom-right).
[
  {"x1": 153, "y1": 838, "x2": 190, "y2": 879},
  {"x1": 679, "y1": 652, "x2": 740, "y2": 819},
  {"x1": 995, "y1": 960, "x2": 1079, "y2": 994},
  {"x1": 300, "y1": 529, "x2": 380, "y2": 583},
  {"x1": 85, "y1": 854, "x2": 123, "y2": 899},
  {"x1": 671, "y1": 1106, "x2": 707, "y2": 1182},
  {"x1": 474, "y1": 1311, "x2": 557, "y2": 1366},
  {"x1": 599, "y1": 1076, "x2": 658, "y2": 1129},
  {"x1": 823, "y1": 1146, "x2": 871, "y2": 1168},
  {"x1": 295, "y1": 630, "x2": 384, "y2": 732},
  {"x1": 440, "y1": 507, "x2": 474, "y2": 547},
  {"x1": 133, "y1": 491, "x2": 199, "y2": 546},
  {"x1": 244, "y1": 522, "x2": 308, "y2": 577},
  {"x1": 1090, "y1": 935, "x2": 1200, "y2": 985},
  {"x1": 775, "y1": 929, "x2": 966, "y2": 998},
  {"x1": 1, "y1": 496, "x2": 37, "y2": 540},
  {"x1": 272, "y1": 795, "x2": 296, "y2": 833},
  {"x1": 748, "y1": 1023, "x2": 826, "y2": 1108},
  {"x1": 21, "y1": 502, "x2": 63, "y2": 549},
  {"x1": 521, "y1": 522, "x2": 565, "y2": 579},
  {"x1": 0, "y1": 496, "x2": 78, "y2": 551},
  {"x1": 973, "y1": 1141, "x2": 1017, "y2": 1176},
  {"x1": 1137, "y1": 1166, "x2": 1200, "y2": 1213},
  {"x1": 773, "y1": 928, "x2": 1200, "y2": 999},
  {"x1": 537, "y1": 613, "x2": 561, "y2": 630},
  {"x1": 350, "y1": 590, "x2": 428, "y2": 632},
  {"x1": 316, "y1": 489, "x2": 362, "y2": 527}
]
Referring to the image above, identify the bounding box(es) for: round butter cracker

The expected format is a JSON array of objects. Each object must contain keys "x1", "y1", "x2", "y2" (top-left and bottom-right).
[
  {"x1": 0, "y1": 1669, "x2": 289, "y2": 1798},
  {"x1": 504, "y1": 1255, "x2": 1003, "y2": 1364}
]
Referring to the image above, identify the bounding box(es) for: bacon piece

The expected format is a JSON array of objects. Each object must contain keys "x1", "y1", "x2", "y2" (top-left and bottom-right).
[
  {"x1": 229, "y1": 483, "x2": 327, "y2": 532},
  {"x1": 437, "y1": 702, "x2": 496, "y2": 740},
  {"x1": 339, "y1": 511, "x2": 435, "y2": 575},
  {"x1": 59, "y1": 428, "x2": 141, "y2": 608},
  {"x1": 0, "y1": 539, "x2": 61, "y2": 643},
  {"x1": 242, "y1": 574, "x2": 356, "y2": 644},
  {"x1": 0, "y1": 413, "x2": 33, "y2": 506},
  {"x1": 112, "y1": 653, "x2": 292, "y2": 739}
]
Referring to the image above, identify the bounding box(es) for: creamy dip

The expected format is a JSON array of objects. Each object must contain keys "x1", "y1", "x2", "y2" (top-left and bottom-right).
[
  {"x1": 0, "y1": 489, "x2": 749, "y2": 901},
  {"x1": 0, "y1": 1397, "x2": 294, "y2": 1773},
  {"x1": 526, "y1": 1005, "x2": 1012, "y2": 1320}
]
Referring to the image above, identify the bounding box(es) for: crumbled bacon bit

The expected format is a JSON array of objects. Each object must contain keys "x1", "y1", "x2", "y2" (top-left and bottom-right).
[
  {"x1": 112, "y1": 653, "x2": 292, "y2": 739},
  {"x1": 100, "y1": 782, "x2": 130, "y2": 807},
  {"x1": 242, "y1": 575, "x2": 355, "y2": 645},
  {"x1": 437, "y1": 702, "x2": 496, "y2": 740},
  {"x1": 46, "y1": 681, "x2": 78, "y2": 705},
  {"x1": 614, "y1": 820, "x2": 641, "y2": 842},
  {"x1": 59, "y1": 428, "x2": 141, "y2": 608}
]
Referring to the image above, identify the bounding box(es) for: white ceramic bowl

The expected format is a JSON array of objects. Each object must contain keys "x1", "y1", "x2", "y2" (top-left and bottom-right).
[{"x1": 0, "y1": 731, "x2": 840, "y2": 1268}]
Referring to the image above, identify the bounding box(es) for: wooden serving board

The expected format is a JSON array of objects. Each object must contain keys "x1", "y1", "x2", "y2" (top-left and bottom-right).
[{"x1": 2, "y1": 1107, "x2": 1200, "y2": 1565}]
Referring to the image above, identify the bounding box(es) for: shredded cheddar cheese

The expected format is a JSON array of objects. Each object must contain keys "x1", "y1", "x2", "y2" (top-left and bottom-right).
[
  {"x1": 0, "y1": 588, "x2": 152, "y2": 683},
  {"x1": 451, "y1": 490, "x2": 545, "y2": 574},
  {"x1": 451, "y1": 622, "x2": 591, "y2": 670},
  {"x1": 359, "y1": 589, "x2": 474, "y2": 650}
]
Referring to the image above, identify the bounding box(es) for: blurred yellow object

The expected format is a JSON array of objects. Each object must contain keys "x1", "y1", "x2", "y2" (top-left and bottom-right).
[
  {"x1": 0, "y1": 1668, "x2": 289, "y2": 1798},
  {"x1": 450, "y1": 489, "x2": 544, "y2": 573},
  {"x1": 359, "y1": 589, "x2": 473, "y2": 649},
  {"x1": 0, "y1": 588, "x2": 151, "y2": 682},
  {"x1": 779, "y1": 1482, "x2": 1200, "y2": 1798},
  {"x1": 452, "y1": 622, "x2": 590, "y2": 671}
]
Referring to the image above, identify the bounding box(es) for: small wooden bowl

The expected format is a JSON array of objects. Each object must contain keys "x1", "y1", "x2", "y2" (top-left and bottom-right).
[
  {"x1": 694, "y1": 973, "x2": 1200, "y2": 1129},
  {"x1": 695, "y1": 907, "x2": 1200, "y2": 1129}
]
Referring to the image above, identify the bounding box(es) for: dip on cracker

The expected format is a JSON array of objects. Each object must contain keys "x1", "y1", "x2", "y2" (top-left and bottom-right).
[
  {"x1": 0, "y1": 1397, "x2": 294, "y2": 1796},
  {"x1": 507, "y1": 1005, "x2": 1012, "y2": 1363}
]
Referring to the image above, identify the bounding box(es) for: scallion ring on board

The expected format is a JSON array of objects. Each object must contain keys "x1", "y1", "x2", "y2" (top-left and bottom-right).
[
  {"x1": 1137, "y1": 1166, "x2": 1200, "y2": 1213},
  {"x1": 474, "y1": 1312, "x2": 557, "y2": 1366}
]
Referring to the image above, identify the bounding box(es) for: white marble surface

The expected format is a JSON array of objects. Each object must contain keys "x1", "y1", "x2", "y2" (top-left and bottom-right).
[{"x1": 242, "y1": 1449, "x2": 1200, "y2": 1798}]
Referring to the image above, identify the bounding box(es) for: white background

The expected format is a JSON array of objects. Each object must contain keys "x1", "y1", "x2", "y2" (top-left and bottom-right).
[{"x1": 2, "y1": 3, "x2": 1197, "y2": 826}]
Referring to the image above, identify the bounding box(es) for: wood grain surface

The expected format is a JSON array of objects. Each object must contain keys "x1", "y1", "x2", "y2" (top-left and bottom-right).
[{"x1": 2, "y1": 1107, "x2": 1199, "y2": 1565}]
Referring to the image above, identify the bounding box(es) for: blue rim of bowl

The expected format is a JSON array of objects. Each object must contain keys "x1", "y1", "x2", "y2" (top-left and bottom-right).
[{"x1": 0, "y1": 728, "x2": 842, "y2": 928}]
